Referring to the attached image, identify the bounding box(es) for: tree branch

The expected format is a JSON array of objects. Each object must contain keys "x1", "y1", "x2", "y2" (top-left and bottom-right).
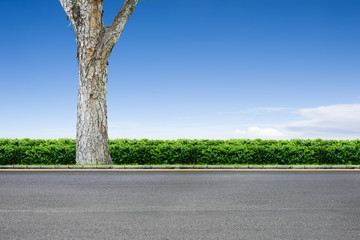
[
  {"x1": 59, "y1": 0, "x2": 83, "y2": 34},
  {"x1": 99, "y1": 0, "x2": 138, "y2": 60}
]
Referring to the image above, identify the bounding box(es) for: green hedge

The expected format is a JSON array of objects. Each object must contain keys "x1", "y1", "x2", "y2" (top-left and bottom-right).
[{"x1": 0, "y1": 138, "x2": 359, "y2": 165}]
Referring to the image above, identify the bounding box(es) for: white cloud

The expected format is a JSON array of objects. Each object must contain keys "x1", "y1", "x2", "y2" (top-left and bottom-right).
[
  {"x1": 299, "y1": 104, "x2": 360, "y2": 122},
  {"x1": 252, "y1": 107, "x2": 293, "y2": 113},
  {"x1": 284, "y1": 104, "x2": 360, "y2": 138},
  {"x1": 217, "y1": 107, "x2": 292, "y2": 115},
  {"x1": 235, "y1": 104, "x2": 360, "y2": 140},
  {"x1": 235, "y1": 127, "x2": 285, "y2": 139}
]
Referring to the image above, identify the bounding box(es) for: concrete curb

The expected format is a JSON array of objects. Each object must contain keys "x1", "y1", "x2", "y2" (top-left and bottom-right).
[{"x1": 0, "y1": 165, "x2": 359, "y2": 170}]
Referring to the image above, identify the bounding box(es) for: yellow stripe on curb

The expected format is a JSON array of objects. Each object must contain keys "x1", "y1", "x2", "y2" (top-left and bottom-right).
[{"x1": 0, "y1": 169, "x2": 359, "y2": 172}]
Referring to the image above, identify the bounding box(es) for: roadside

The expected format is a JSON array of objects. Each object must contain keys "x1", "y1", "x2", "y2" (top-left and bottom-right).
[{"x1": 0, "y1": 165, "x2": 359, "y2": 170}]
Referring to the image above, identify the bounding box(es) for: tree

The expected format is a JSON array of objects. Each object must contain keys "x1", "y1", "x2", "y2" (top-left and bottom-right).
[{"x1": 59, "y1": 0, "x2": 139, "y2": 164}]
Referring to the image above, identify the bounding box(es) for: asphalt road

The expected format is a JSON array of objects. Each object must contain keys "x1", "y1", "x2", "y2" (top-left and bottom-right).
[{"x1": 0, "y1": 171, "x2": 359, "y2": 240}]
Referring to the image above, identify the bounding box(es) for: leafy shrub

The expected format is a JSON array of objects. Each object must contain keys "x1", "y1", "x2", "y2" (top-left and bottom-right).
[{"x1": 0, "y1": 138, "x2": 359, "y2": 165}]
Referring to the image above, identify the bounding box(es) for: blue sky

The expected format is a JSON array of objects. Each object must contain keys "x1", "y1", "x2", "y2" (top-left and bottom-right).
[{"x1": 0, "y1": 0, "x2": 359, "y2": 140}]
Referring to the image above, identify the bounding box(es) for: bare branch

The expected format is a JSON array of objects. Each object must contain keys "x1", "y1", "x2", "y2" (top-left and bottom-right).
[
  {"x1": 59, "y1": 0, "x2": 82, "y2": 33},
  {"x1": 109, "y1": 0, "x2": 138, "y2": 30},
  {"x1": 98, "y1": 0, "x2": 138, "y2": 60}
]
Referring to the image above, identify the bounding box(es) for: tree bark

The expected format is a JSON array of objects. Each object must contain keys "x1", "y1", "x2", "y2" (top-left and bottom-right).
[
  {"x1": 76, "y1": 56, "x2": 111, "y2": 164},
  {"x1": 59, "y1": 0, "x2": 138, "y2": 164}
]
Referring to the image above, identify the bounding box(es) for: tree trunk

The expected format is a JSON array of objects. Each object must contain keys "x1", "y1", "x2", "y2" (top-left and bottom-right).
[
  {"x1": 72, "y1": 0, "x2": 113, "y2": 165},
  {"x1": 76, "y1": 58, "x2": 112, "y2": 164},
  {"x1": 59, "y1": 0, "x2": 138, "y2": 164}
]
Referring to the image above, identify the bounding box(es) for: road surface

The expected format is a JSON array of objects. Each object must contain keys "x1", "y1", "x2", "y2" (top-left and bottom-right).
[{"x1": 0, "y1": 171, "x2": 359, "y2": 239}]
